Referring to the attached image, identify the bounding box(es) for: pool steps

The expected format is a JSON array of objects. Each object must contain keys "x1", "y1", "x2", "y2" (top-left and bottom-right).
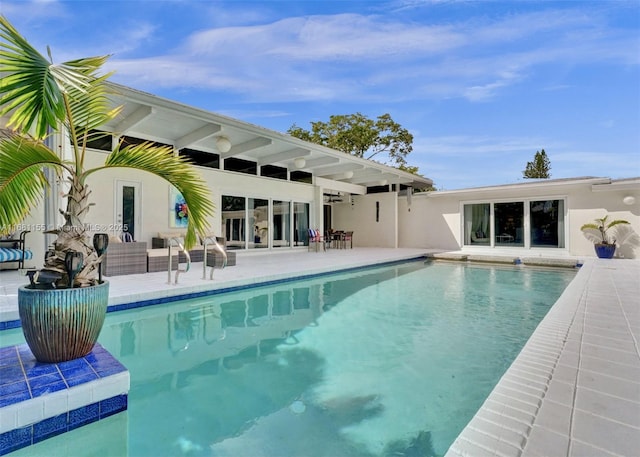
[{"x1": 427, "y1": 252, "x2": 580, "y2": 268}]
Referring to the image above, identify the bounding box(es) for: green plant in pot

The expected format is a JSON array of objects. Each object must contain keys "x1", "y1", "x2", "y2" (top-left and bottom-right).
[
  {"x1": 0, "y1": 16, "x2": 213, "y2": 362},
  {"x1": 580, "y1": 215, "x2": 630, "y2": 259}
]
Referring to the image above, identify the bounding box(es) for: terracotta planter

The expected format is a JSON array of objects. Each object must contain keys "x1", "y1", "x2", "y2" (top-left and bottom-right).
[
  {"x1": 594, "y1": 243, "x2": 616, "y2": 259},
  {"x1": 18, "y1": 281, "x2": 109, "y2": 363}
]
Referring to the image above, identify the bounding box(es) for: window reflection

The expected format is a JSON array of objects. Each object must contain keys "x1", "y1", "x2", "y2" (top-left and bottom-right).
[
  {"x1": 464, "y1": 203, "x2": 490, "y2": 245},
  {"x1": 494, "y1": 202, "x2": 524, "y2": 246},
  {"x1": 249, "y1": 198, "x2": 268, "y2": 249},
  {"x1": 294, "y1": 202, "x2": 310, "y2": 247},
  {"x1": 222, "y1": 196, "x2": 246, "y2": 250},
  {"x1": 530, "y1": 200, "x2": 565, "y2": 248},
  {"x1": 273, "y1": 200, "x2": 291, "y2": 248}
]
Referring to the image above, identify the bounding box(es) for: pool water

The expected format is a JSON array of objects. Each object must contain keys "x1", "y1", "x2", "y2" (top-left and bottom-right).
[{"x1": 2, "y1": 260, "x2": 576, "y2": 457}]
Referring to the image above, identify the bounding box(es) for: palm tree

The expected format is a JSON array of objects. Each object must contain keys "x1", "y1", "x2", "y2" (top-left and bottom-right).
[{"x1": 0, "y1": 16, "x2": 214, "y2": 287}]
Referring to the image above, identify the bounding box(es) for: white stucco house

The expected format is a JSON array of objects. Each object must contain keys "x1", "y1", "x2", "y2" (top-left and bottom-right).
[{"x1": 3, "y1": 82, "x2": 639, "y2": 267}]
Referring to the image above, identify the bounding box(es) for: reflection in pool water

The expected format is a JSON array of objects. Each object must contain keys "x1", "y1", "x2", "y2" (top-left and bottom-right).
[{"x1": 3, "y1": 260, "x2": 575, "y2": 457}]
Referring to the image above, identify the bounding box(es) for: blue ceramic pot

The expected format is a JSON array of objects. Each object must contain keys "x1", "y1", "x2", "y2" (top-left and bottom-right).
[
  {"x1": 594, "y1": 244, "x2": 616, "y2": 259},
  {"x1": 18, "y1": 281, "x2": 109, "y2": 363}
]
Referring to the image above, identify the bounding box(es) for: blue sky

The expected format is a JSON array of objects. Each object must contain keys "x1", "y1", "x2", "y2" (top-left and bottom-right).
[{"x1": 3, "y1": 0, "x2": 639, "y2": 189}]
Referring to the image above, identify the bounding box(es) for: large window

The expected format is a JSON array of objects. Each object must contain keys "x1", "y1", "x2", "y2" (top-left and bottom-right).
[
  {"x1": 249, "y1": 198, "x2": 268, "y2": 249},
  {"x1": 464, "y1": 203, "x2": 490, "y2": 245},
  {"x1": 222, "y1": 196, "x2": 246, "y2": 250},
  {"x1": 463, "y1": 199, "x2": 565, "y2": 249},
  {"x1": 293, "y1": 202, "x2": 310, "y2": 247},
  {"x1": 494, "y1": 202, "x2": 524, "y2": 247},
  {"x1": 179, "y1": 148, "x2": 219, "y2": 169},
  {"x1": 530, "y1": 200, "x2": 565, "y2": 248},
  {"x1": 222, "y1": 196, "x2": 308, "y2": 250},
  {"x1": 272, "y1": 200, "x2": 291, "y2": 248}
]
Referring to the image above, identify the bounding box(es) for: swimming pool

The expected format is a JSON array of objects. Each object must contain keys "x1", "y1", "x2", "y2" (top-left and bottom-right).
[{"x1": 2, "y1": 259, "x2": 576, "y2": 456}]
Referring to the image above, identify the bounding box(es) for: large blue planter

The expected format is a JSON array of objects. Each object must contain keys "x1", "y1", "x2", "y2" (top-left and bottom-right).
[
  {"x1": 594, "y1": 243, "x2": 616, "y2": 259},
  {"x1": 18, "y1": 281, "x2": 109, "y2": 363}
]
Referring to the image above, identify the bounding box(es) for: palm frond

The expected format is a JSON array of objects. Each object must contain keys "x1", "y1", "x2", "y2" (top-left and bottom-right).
[
  {"x1": 87, "y1": 142, "x2": 214, "y2": 249},
  {"x1": 0, "y1": 132, "x2": 64, "y2": 233},
  {"x1": 0, "y1": 16, "x2": 112, "y2": 140},
  {"x1": 61, "y1": 62, "x2": 121, "y2": 143},
  {"x1": 0, "y1": 16, "x2": 64, "y2": 137}
]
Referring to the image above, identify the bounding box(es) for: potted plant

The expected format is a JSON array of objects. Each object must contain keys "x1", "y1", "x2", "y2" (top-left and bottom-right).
[
  {"x1": 580, "y1": 215, "x2": 630, "y2": 259},
  {"x1": 0, "y1": 16, "x2": 213, "y2": 362}
]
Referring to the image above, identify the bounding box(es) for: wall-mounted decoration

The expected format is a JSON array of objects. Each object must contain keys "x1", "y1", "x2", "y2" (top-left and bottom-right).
[{"x1": 170, "y1": 186, "x2": 188, "y2": 228}]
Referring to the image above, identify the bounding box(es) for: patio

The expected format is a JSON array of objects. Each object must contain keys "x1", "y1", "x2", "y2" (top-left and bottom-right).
[{"x1": 0, "y1": 248, "x2": 638, "y2": 456}]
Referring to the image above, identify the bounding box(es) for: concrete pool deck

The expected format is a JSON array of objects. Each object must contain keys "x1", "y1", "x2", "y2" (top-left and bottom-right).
[{"x1": 1, "y1": 248, "x2": 638, "y2": 456}]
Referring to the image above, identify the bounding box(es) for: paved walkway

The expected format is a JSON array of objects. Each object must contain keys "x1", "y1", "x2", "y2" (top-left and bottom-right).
[{"x1": 1, "y1": 249, "x2": 638, "y2": 456}]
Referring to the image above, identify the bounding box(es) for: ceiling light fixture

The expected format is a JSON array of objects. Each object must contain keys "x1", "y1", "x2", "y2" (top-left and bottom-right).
[
  {"x1": 294, "y1": 157, "x2": 306, "y2": 169},
  {"x1": 216, "y1": 136, "x2": 231, "y2": 153}
]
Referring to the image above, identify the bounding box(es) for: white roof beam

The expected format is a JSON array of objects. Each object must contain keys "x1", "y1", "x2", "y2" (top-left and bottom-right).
[
  {"x1": 175, "y1": 123, "x2": 222, "y2": 150},
  {"x1": 303, "y1": 157, "x2": 340, "y2": 168},
  {"x1": 115, "y1": 105, "x2": 154, "y2": 133},
  {"x1": 314, "y1": 163, "x2": 364, "y2": 176},
  {"x1": 258, "y1": 148, "x2": 310, "y2": 166},
  {"x1": 221, "y1": 137, "x2": 272, "y2": 159}
]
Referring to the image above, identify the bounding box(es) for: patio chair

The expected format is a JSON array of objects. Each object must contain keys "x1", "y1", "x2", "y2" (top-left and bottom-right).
[
  {"x1": 308, "y1": 229, "x2": 325, "y2": 252},
  {"x1": 343, "y1": 231, "x2": 354, "y2": 249}
]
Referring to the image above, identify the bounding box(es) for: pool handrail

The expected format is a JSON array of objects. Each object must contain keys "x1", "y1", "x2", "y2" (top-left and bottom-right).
[
  {"x1": 168, "y1": 237, "x2": 191, "y2": 284},
  {"x1": 202, "y1": 236, "x2": 227, "y2": 280}
]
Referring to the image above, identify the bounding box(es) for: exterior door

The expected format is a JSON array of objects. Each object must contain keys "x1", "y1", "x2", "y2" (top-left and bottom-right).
[{"x1": 115, "y1": 180, "x2": 141, "y2": 240}]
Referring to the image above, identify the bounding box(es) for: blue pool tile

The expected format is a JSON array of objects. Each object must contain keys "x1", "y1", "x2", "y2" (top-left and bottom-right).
[
  {"x1": 16, "y1": 345, "x2": 34, "y2": 359},
  {"x1": 0, "y1": 346, "x2": 17, "y2": 358},
  {"x1": 100, "y1": 394, "x2": 128, "y2": 418},
  {"x1": 22, "y1": 361, "x2": 59, "y2": 378},
  {"x1": 33, "y1": 413, "x2": 68, "y2": 443},
  {"x1": 31, "y1": 379, "x2": 67, "y2": 398},
  {"x1": 65, "y1": 371, "x2": 99, "y2": 387},
  {"x1": 0, "y1": 425, "x2": 32, "y2": 456},
  {"x1": 0, "y1": 348, "x2": 19, "y2": 369},
  {"x1": 59, "y1": 359, "x2": 94, "y2": 379},
  {"x1": 0, "y1": 380, "x2": 28, "y2": 397},
  {"x1": 28, "y1": 372, "x2": 63, "y2": 390},
  {"x1": 0, "y1": 343, "x2": 129, "y2": 452},
  {"x1": 0, "y1": 364, "x2": 25, "y2": 382},
  {"x1": 93, "y1": 360, "x2": 126, "y2": 377},
  {"x1": 0, "y1": 390, "x2": 31, "y2": 408},
  {"x1": 58, "y1": 357, "x2": 90, "y2": 370},
  {"x1": 68, "y1": 403, "x2": 99, "y2": 430}
]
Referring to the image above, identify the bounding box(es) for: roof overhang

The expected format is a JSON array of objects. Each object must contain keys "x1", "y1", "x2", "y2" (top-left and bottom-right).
[
  {"x1": 427, "y1": 177, "x2": 619, "y2": 198},
  {"x1": 102, "y1": 82, "x2": 433, "y2": 192}
]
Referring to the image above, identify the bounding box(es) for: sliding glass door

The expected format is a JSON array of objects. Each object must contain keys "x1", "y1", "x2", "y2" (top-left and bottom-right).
[{"x1": 463, "y1": 199, "x2": 565, "y2": 249}]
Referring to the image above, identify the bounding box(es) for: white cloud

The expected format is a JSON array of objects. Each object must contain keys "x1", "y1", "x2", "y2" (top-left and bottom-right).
[{"x1": 99, "y1": 6, "x2": 636, "y2": 105}]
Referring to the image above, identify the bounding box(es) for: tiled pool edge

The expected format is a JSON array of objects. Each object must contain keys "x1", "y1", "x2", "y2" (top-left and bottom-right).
[
  {"x1": 0, "y1": 255, "x2": 428, "y2": 330},
  {"x1": 445, "y1": 259, "x2": 640, "y2": 457},
  {"x1": 0, "y1": 344, "x2": 130, "y2": 455}
]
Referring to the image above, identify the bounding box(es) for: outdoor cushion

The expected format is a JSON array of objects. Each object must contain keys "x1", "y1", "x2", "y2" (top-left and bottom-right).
[{"x1": 0, "y1": 247, "x2": 33, "y2": 262}]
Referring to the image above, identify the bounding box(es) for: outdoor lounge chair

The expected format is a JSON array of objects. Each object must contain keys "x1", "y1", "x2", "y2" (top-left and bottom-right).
[{"x1": 308, "y1": 229, "x2": 325, "y2": 252}]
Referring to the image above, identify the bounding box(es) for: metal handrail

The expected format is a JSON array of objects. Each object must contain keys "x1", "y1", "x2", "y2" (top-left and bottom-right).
[
  {"x1": 168, "y1": 237, "x2": 191, "y2": 284},
  {"x1": 202, "y1": 236, "x2": 227, "y2": 280}
]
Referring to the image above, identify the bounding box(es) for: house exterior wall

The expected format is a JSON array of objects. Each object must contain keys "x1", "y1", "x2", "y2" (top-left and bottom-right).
[
  {"x1": 83, "y1": 149, "x2": 317, "y2": 246},
  {"x1": 397, "y1": 180, "x2": 640, "y2": 258},
  {"x1": 333, "y1": 192, "x2": 398, "y2": 247}
]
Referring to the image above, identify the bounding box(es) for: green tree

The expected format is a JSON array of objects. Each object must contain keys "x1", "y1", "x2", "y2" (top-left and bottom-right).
[
  {"x1": 288, "y1": 112, "x2": 414, "y2": 168},
  {"x1": 523, "y1": 149, "x2": 551, "y2": 179},
  {"x1": 0, "y1": 16, "x2": 213, "y2": 287}
]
